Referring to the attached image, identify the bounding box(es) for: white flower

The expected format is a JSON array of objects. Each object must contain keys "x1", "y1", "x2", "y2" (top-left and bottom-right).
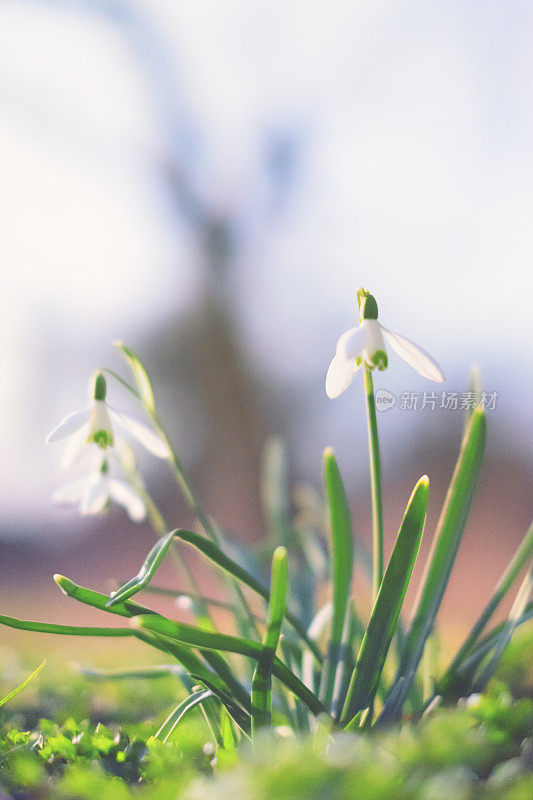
[
  {"x1": 46, "y1": 372, "x2": 169, "y2": 465},
  {"x1": 51, "y1": 458, "x2": 146, "y2": 522},
  {"x1": 326, "y1": 292, "x2": 445, "y2": 399}
]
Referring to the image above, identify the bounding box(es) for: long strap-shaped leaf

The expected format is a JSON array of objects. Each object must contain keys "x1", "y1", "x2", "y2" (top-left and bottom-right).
[
  {"x1": 53, "y1": 574, "x2": 249, "y2": 708},
  {"x1": 472, "y1": 566, "x2": 533, "y2": 692},
  {"x1": 131, "y1": 614, "x2": 327, "y2": 717},
  {"x1": 153, "y1": 690, "x2": 213, "y2": 743},
  {"x1": 251, "y1": 547, "x2": 289, "y2": 734},
  {"x1": 106, "y1": 529, "x2": 322, "y2": 662},
  {"x1": 190, "y1": 674, "x2": 251, "y2": 734},
  {"x1": 397, "y1": 410, "x2": 486, "y2": 701},
  {"x1": 0, "y1": 615, "x2": 136, "y2": 638},
  {"x1": 341, "y1": 476, "x2": 429, "y2": 727},
  {"x1": 320, "y1": 449, "x2": 354, "y2": 711},
  {"x1": 439, "y1": 520, "x2": 533, "y2": 694}
]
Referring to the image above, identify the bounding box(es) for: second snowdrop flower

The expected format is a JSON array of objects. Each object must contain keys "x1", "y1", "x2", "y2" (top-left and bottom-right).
[
  {"x1": 52, "y1": 456, "x2": 146, "y2": 522},
  {"x1": 46, "y1": 372, "x2": 170, "y2": 464},
  {"x1": 326, "y1": 290, "x2": 446, "y2": 399}
]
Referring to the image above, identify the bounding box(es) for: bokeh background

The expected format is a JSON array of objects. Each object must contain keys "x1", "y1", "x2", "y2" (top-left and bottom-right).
[{"x1": 0, "y1": 0, "x2": 532, "y2": 666}]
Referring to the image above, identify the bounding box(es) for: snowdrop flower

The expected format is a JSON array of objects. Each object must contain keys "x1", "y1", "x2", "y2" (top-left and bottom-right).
[
  {"x1": 326, "y1": 290, "x2": 445, "y2": 398},
  {"x1": 46, "y1": 372, "x2": 170, "y2": 466},
  {"x1": 51, "y1": 456, "x2": 146, "y2": 522}
]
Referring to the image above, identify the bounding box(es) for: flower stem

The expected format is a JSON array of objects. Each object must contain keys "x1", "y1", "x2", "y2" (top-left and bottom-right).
[{"x1": 363, "y1": 365, "x2": 383, "y2": 601}]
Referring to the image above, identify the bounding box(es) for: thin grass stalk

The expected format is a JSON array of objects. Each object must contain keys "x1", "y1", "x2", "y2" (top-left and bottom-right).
[
  {"x1": 321, "y1": 449, "x2": 354, "y2": 711},
  {"x1": 342, "y1": 476, "x2": 428, "y2": 727},
  {"x1": 442, "y1": 521, "x2": 533, "y2": 684},
  {"x1": 251, "y1": 547, "x2": 289, "y2": 736},
  {"x1": 397, "y1": 411, "x2": 486, "y2": 704},
  {"x1": 133, "y1": 615, "x2": 327, "y2": 717},
  {"x1": 53, "y1": 574, "x2": 249, "y2": 706}
]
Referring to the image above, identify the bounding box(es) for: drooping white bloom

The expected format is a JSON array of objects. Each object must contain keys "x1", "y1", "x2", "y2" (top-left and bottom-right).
[
  {"x1": 51, "y1": 457, "x2": 146, "y2": 522},
  {"x1": 46, "y1": 372, "x2": 169, "y2": 464},
  {"x1": 326, "y1": 291, "x2": 445, "y2": 399}
]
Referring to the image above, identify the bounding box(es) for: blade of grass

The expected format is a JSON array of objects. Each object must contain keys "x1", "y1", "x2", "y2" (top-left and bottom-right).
[
  {"x1": 53, "y1": 574, "x2": 249, "y2": 707},
  {"x1": 320, "y1": 448, "x2": 354, "y2": 711},
  {"x1": 190, "y1": 675, "x2": 251, "y2": 734},
  {"x1": 107, "y1": 529, "x2": 322, "y2": 662},
  {"x1": 473, "y1": 567, "x2": 533, "y2": 692},
  {"x1": 152, "y1": 690, "x2": 213, "y2": 743},
  {"x1": 394, "y1": 410, "x2": 486, "y2": 715},
  {"x1": 0, "y1": 615, "x2": 136, "y2": 638},
  {"x1": 251, "y1": 547, "x2": 289, "y2": 735},
  {"x1": 76, "y1": 665, "x2": 185, "y2": 680},
  {"x1": 342, "y1": 476, "x2": 429, "y2": 727},
  {"x1": 440, "y1": 520, "x2": 533, "y2": 691},
  {"x1": 132, "y1": 615, "x2": 327, "y2": 717},
  {"x1": 0, "y1": 660, "x2": 46, "y2": 708}
]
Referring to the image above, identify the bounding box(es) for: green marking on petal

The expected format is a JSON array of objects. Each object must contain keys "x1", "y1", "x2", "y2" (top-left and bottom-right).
[
  {"x1": 371, "y1": 350, "x2": 388, "y2": 371},
  {"x1": 89, "y1": 430, "x2": 114, "y2": 448}
]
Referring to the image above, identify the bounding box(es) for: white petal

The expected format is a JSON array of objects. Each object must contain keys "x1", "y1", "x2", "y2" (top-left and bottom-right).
[
  {"x1": 80, "y1": 476, "x2": 109, "y2": 515},
  {"x1": 361, "y1": 319, "x2": 387, "y2": 368},
  {"x1": 51, "y1": 478, "x2": 89, "y2": 505},
  {"x1": 381, "y1": 326, "x2": 446, "y2": 382},
  {"x1": 325, "y1": 353, "x2": 361, "y2": 398},
  {"x1": 109, "y1": 407, "x2": 170, "y2": 458},
  {"x1": 61, "y1": 424, "x2": 91, "y2": 469},
  {"x1": 46, "y1": 407, "x2": 90, "y2": 443},
  {"x1": 336, "y1": 325, "x2": 369, "y2": 359},
  {"x1": 108, "y1": 479, "x2": 146, "y2": 522},
  {"x1": 88, "y1": 401, "x2": 114, "y2": 438}
]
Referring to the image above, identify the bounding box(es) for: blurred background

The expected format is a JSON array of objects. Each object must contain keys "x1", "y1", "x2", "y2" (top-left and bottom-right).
[{"x1": 0, "y1": 0, "x2": 532, "y2": 666}]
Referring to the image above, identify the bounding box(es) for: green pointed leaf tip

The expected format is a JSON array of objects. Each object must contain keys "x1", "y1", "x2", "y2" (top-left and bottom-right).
[
  {"x1": 268, "y1": 546, "x2": 289, "y2": 628},
  {"x1": 114, "y1": 340, "x2": 155, "y2": 413},
  {"x1": 323, "y1": 448, "x2": 353, "y2": 645},
  {"x1": 342, "y1": 475, "x2": 429, "y2": 724},
  {"x1": 54, "y1": 574, "x2": 76, "y2": 595}
]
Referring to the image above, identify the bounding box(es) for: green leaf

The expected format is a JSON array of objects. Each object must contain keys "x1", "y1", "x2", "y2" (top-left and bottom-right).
[
  {"x1": 53, "y1": 574, "x2": 247, "y2": 702},
  {"x1": 321, "y1": 448, "x2": 354, "y2": 711},
  {"x1": 107, "y1": 529, "x2": 322, "y2": 662},
  {"x1": 152, "y1": 690, "x2": 213, "y2": 743},
  {"x1": 190, "y1": 675, "x2": 251, "y2": 733},
  {"x1": 473, "y1": 566, "x2": 533, "y2": 692},
  {"x1": 0, "y1": 660, "x2": 46, "y2": 708},
  {"x1": 114, "y1": 340, "x2": 155, "y2": 413},
  {"x1": 0, "y1": 615, "x2": 135, "y2": 638},
  {"x1": 251, "y1": 546, "x2": 289, "y2": 733},
  {"x1": 397, "y1": 410, "x2": 486, "y2": 699},
  {"x1": 133, "y1": 615, "x2": 327, "y2": 716},
  {"x1": 342, "y1": 476, "x2": 429, "y2": 726},
  {"x1": 439, "y1": 520, "x2": 533, "y2": 693}
]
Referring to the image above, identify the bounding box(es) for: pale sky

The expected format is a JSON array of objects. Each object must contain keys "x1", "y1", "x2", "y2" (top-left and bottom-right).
[{"x1": 0, "y1": 0, "x2": 531, "y2": 528}]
